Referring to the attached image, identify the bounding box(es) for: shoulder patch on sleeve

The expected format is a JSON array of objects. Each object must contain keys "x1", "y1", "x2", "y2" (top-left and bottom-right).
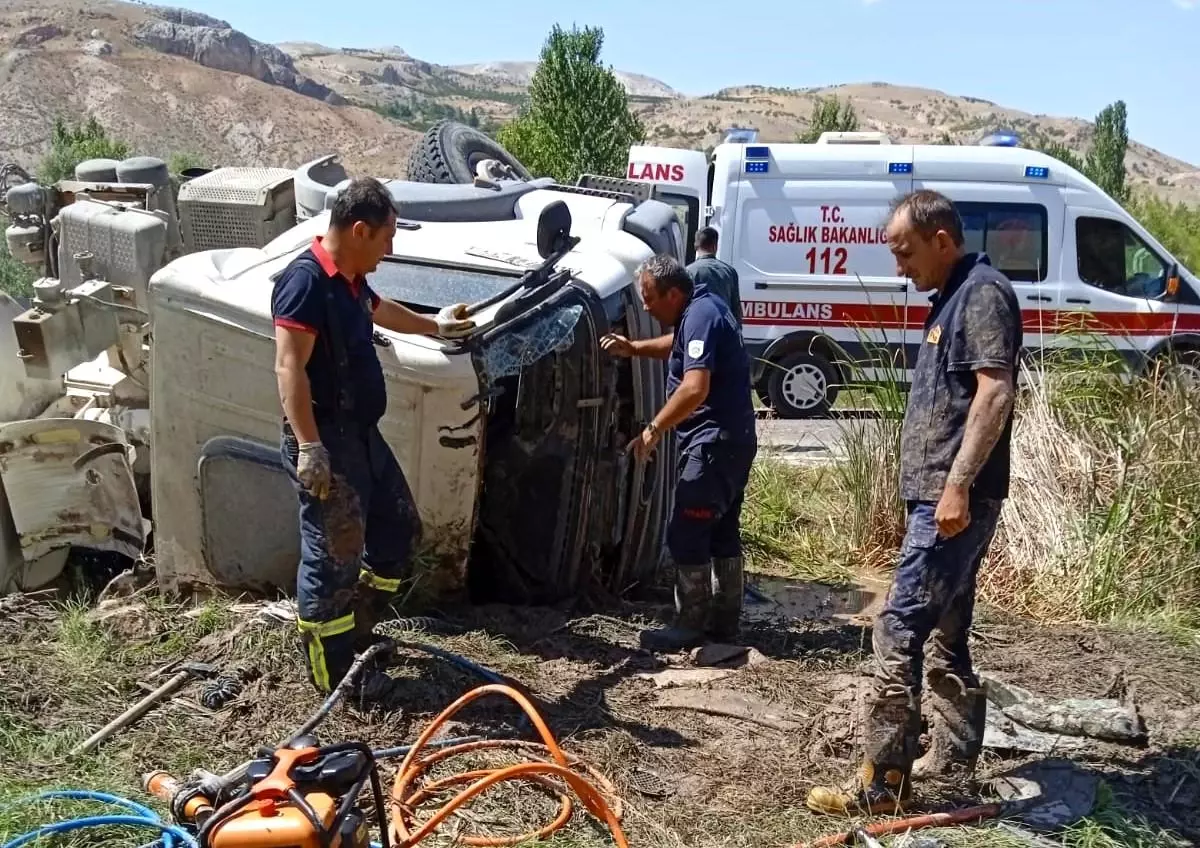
[{"x1": 688, "y1": 339, "x2": 705, "y2": 358}]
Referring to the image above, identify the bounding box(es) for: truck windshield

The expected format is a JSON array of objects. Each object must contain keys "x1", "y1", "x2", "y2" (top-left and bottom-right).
[{"x1": 368, "y1": 258, "x2": 522, "y2": 309}]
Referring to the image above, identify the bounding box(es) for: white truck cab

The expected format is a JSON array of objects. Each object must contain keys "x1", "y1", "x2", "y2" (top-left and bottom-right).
[
  {"x1": 627, "y1": 135, "x2": 1200, "y2": 417},
  {"x1": 0, "y1": 123, "x2": 689, "y2": 605}
]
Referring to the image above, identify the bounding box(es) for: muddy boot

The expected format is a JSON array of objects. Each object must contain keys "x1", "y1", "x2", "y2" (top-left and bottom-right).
[
  {"x1": 709, "y1": 556, "x2": 744, "y2": 642},
  {"x1": 352, "y1": 586, "x2": 396, "y2": 653},
  {"x1": 807, "y1": 682, "x2": 919, "y2": 816},
  {"x1": 640, "y1": 563, "x2": 712, "y2": 652},
  {"x1": 805, "y1": 759, "x2": 913, "y2": 816},
  {"x1": 913, "y1": 670, "x2": 987, "y2": 780},
  {"x1": 348, "y1": 668, "x2": 407, "y2": 709}
]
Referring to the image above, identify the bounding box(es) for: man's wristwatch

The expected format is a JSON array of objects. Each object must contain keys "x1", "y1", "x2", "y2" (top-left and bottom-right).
[{"x1": 645, "y1": 421, "x2": 660, "y2": 437}]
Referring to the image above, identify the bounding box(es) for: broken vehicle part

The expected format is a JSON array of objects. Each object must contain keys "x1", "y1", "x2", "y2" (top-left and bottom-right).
[
  {"x1": 983, "y1": 672, "x2": 1148, "y2": 747},
  {"x1": 0, "y1": 418, "x2": 143, "y2": 583}
]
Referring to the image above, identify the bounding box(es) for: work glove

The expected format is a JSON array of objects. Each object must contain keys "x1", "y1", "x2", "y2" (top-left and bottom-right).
[
  {"x1": 435, "y1": 303, "x2": 475, "y2": 338},
  {"x1": 296, "y1": 441, "x2": 332, "y2": 500}
]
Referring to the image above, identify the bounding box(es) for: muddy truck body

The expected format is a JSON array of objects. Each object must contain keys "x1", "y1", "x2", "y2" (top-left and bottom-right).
[{"x1": 0, "y1": 123, "x2": 683, "y2": 604}]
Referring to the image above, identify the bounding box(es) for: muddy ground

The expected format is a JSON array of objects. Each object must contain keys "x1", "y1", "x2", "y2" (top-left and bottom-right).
[{"x1": 1, "y1": 572, "x2": 1199, "y2": 848}]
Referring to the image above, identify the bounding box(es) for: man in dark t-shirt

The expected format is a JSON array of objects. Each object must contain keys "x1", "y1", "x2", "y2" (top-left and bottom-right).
[
  {"x1": 600, "y1": 254, "x2": 758, "y2": 651},
  {"x1": 272, "y1": 177, "x2": 475, "y2": 703},
  {"x1": 808, "y1": 190, "x2": 1022, "y2": 816},
  {"x1": 687, "y1": 226, "x2": 741, "y2": 326}
]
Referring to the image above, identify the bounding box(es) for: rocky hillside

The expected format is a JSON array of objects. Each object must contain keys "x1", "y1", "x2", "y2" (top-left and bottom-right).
[
  {"x1": 1, "y1": 0, "x2": 1197, "y2": 205},
  {"x1": 0, "y1": 0, "x2": 421, "y2": 176}
]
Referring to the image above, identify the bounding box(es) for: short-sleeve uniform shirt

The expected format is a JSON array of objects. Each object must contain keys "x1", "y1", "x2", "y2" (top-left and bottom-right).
[
  {"x1": 899, "y1": 252, "x2": 1023, "y2": 502},
  {"x1": 667, "y1": 282, "x2": 757, "y2": 451},
  {"x1": 271, "y1": 236, "x2": 388, "y2": 428}
]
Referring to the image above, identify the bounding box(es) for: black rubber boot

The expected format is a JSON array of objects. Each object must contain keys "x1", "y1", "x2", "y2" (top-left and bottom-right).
[
  {"x1": 352, "y1": 586, "x2": 396, "y2": 653},
  {"x1": 709, "y1": 556, "x2": 744, "y2": 642},
  {"x1": 640, "y1": 563, "x2": 712, "y2": 652},
  {"x1": 913, "y1": 669, "x2": 987, "y2": 780}
]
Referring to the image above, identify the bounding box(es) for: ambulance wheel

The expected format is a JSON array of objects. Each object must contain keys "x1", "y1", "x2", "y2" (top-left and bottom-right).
[
  {"x1": 1153, "y1": 347, "x2": 1200, "y2": 394},
  {"x1": 406, "y1": 120, "x2": 533, "y2": 185},
  {"x1": 766, "y1": 351, "x2": 839, "y2": 419}
]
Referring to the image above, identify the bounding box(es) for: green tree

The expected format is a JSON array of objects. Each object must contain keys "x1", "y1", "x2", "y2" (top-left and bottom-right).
[
  {"x1": 0, "y1": 237, "x2": 37, "y2": 299},
  {"x1": 1086, "y1": 100, "x2": 1129, "y2": 204},
  {"x1": 37, "y1": 116, "x2": 130, "y2": 184},
  {"x1": 1039, "y1": 139, "x2": 1085, "y2": 173},
  {"x1": 496, "y1": 24, "x2": 646, "y2": 183},
  {"x1": 797, "y1": 95, "x2": 859, "y2": 143},
  {"x1": 168, "y1": 151, "x2": 208, "y2": 175},
  {"x1": 1037, "y1": 101, "x2": 1128, "y2": 204}
]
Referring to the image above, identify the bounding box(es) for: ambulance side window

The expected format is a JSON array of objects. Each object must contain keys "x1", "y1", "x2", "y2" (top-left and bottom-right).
[
  {"x1": 1075, "y1": 217, "x2": 1169, "y2": 299},
  {"x1": 955, "y1": 202, "x2": 1049, "y2": 283}
]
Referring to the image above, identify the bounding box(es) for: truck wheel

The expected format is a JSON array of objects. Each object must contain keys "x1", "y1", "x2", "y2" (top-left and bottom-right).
[
  {"x1": 406, "y1": 120, "x2": 533, "y2": 185},
  {"x1": 765, "y1": 351, "x2": 839, "y2": 419}
]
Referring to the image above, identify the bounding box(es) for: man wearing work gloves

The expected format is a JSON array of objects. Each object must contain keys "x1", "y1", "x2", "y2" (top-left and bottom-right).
[
  {"x1": 272, "y1": 177, "x2": 475, "y2": 702},
  {"x1": 600, "y1": 254, "x2": 757, "y2": 651},
  {"x1": 807, "y1": 190, "x2": 1021, "y2": 815}
]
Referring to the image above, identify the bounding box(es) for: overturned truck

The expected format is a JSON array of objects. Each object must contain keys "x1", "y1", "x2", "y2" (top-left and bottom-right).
[{"x1": 0, "y1": 122, "x2": 687, "y2": 604}]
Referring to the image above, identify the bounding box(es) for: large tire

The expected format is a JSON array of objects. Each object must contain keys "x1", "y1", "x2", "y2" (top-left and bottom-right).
[
  {"x1": 1151, "y1": 347, "x2": 1200, "y2": 394},
  {"x1": 406, "y1": 120, "x2": 533, "y2": 185},
  {"x1": 765, "y1": 350, "x2": 840, "y2": 419}
]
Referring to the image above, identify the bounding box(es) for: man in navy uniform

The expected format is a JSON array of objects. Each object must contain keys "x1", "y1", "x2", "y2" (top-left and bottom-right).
[
  {"x1": 272, "y1": 177, "x2": 474, "y2": 701},
  {"x1": 600, "y1": 254, "x2": 758, "y2": 650},
  {"x1": 807, "y1": 189, "x2": 1021, "y2": 815}
]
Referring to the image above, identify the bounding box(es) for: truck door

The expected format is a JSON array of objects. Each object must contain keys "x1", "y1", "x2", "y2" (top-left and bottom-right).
[
  {"x1": 910, "y1": 174, "x2": 1065, "y2": 372},
  {"x1": 626, "y1": 146, "x2": 710, "y2": 262}
]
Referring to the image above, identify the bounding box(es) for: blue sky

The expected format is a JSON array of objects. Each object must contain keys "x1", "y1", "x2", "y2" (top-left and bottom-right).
[{"x1": 187, "y1": 0, "x2": 1200, "y2": 167}]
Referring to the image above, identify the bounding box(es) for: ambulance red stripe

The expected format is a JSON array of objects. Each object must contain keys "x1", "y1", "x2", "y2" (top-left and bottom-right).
[{"x1": 741, "y1": 300, "x2": 1200, "y2": 337}]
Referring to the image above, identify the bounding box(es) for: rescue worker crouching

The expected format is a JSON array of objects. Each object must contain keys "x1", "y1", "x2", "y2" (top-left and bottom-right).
[
  {"x1": 807, "y1": 190, "x2": 1021, "y2": 815},
  {"x1": 601, "y1": 254, "x2": 758, "y2": 651},
  {"x1": 272, "y1": 177, "x2": 476, "y2": 702}
]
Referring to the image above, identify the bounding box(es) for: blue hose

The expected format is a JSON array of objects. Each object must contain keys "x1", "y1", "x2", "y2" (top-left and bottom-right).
[{"x1": 0, "y1": 790, "x2": 194, "y2": 848}]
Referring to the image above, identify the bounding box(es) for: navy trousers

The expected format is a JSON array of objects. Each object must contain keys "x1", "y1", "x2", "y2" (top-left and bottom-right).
[
  {"x1": 863, "y1": 497, "x2": 1002, "y2": 765},
  {"x1": 281, "y1": 420, "x2": 421, "y2": 691},
  {"x1": 667, "y1": 438, "x2": 758, "y2": 567}
]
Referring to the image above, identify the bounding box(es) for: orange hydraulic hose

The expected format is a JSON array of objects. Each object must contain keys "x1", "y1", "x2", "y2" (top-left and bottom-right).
[
  {"x1": 794, "y1": 803, "x2": 1004, "y2": 847},
  {"x1": 388, "y1": 683, "x2": 629, "y2": 847}
]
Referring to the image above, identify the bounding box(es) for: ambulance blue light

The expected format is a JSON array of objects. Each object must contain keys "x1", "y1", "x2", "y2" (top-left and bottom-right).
[
  {"x1": 745, "y1": 146, "x2": 770, "y2": 159},
  {"x1": 746, "y1": 161, "x2": 769, "y2": 174},
  {"x1": 1025, "y1": 165, "x2": 1050, "y2": 179},
  {"x1": 889, "y1": 162, "x2": 913, "y2": 174}
]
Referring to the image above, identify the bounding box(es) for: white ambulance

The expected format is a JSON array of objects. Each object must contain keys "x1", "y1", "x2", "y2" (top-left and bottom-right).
[{"x1": 625, "y1": 133, "x2": 1200, "y2": 417}]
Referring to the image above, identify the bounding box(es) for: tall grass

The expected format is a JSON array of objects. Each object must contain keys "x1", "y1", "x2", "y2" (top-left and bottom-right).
[
  {"x1": 985, "y1": 347, "x2": 1200, "y2": 625},
  {"x1": 831, "y1": 332, "x2": 1200, "y2": 627}
]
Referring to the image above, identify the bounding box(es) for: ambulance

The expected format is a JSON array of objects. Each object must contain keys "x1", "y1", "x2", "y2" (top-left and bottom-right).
[{"x1": 625, "y1": 132, "x2": 1200, "y2": 417}]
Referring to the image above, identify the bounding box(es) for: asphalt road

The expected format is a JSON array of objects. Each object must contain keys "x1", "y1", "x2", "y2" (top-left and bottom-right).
[{"x1": 754, "y1": 412, "x2": 881, "y2": 465}]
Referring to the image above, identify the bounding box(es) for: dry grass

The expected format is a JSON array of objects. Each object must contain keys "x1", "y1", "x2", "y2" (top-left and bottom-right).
[
  {"x1": 829, "y1": 344, "x2": 1200, "y2": 633},
  {"x1": 983, "y1": 355, "x2": 1200, "y2": 627}
]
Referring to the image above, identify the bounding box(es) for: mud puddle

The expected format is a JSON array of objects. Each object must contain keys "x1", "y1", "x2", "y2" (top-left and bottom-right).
[{"x1": 744, "y1": 574, "x2": 888, "y2": 625}]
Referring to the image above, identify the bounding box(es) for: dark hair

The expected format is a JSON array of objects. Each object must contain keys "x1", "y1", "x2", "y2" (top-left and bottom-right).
[
  {"x1": 330, "y1": 177, "x2": 395, "y2": 230},
  {"x1": 696, "y1": 226, "x2": 719, "y2": 252},
  {"x1": 890, "y1": 189, "x2": 964, "y2": 247},
  {"x1": 638, "y1": 253, "x2": 693, "y2": 298}
]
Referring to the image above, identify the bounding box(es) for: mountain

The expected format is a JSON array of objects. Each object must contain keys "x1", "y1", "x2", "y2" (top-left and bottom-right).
[{"x1": 1, "y1": 0, "x2": 1197, "y2": 207}]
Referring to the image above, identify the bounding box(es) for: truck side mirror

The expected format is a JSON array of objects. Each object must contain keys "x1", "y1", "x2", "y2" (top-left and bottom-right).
[{"x1": 537, "y1": 200, "x2": 572, "y2": 259}]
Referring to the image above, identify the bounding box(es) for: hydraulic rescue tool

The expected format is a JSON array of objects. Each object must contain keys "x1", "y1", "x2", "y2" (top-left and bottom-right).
[{"x1": 146, "y1": 735, "x2": 386, "y2": 848}]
